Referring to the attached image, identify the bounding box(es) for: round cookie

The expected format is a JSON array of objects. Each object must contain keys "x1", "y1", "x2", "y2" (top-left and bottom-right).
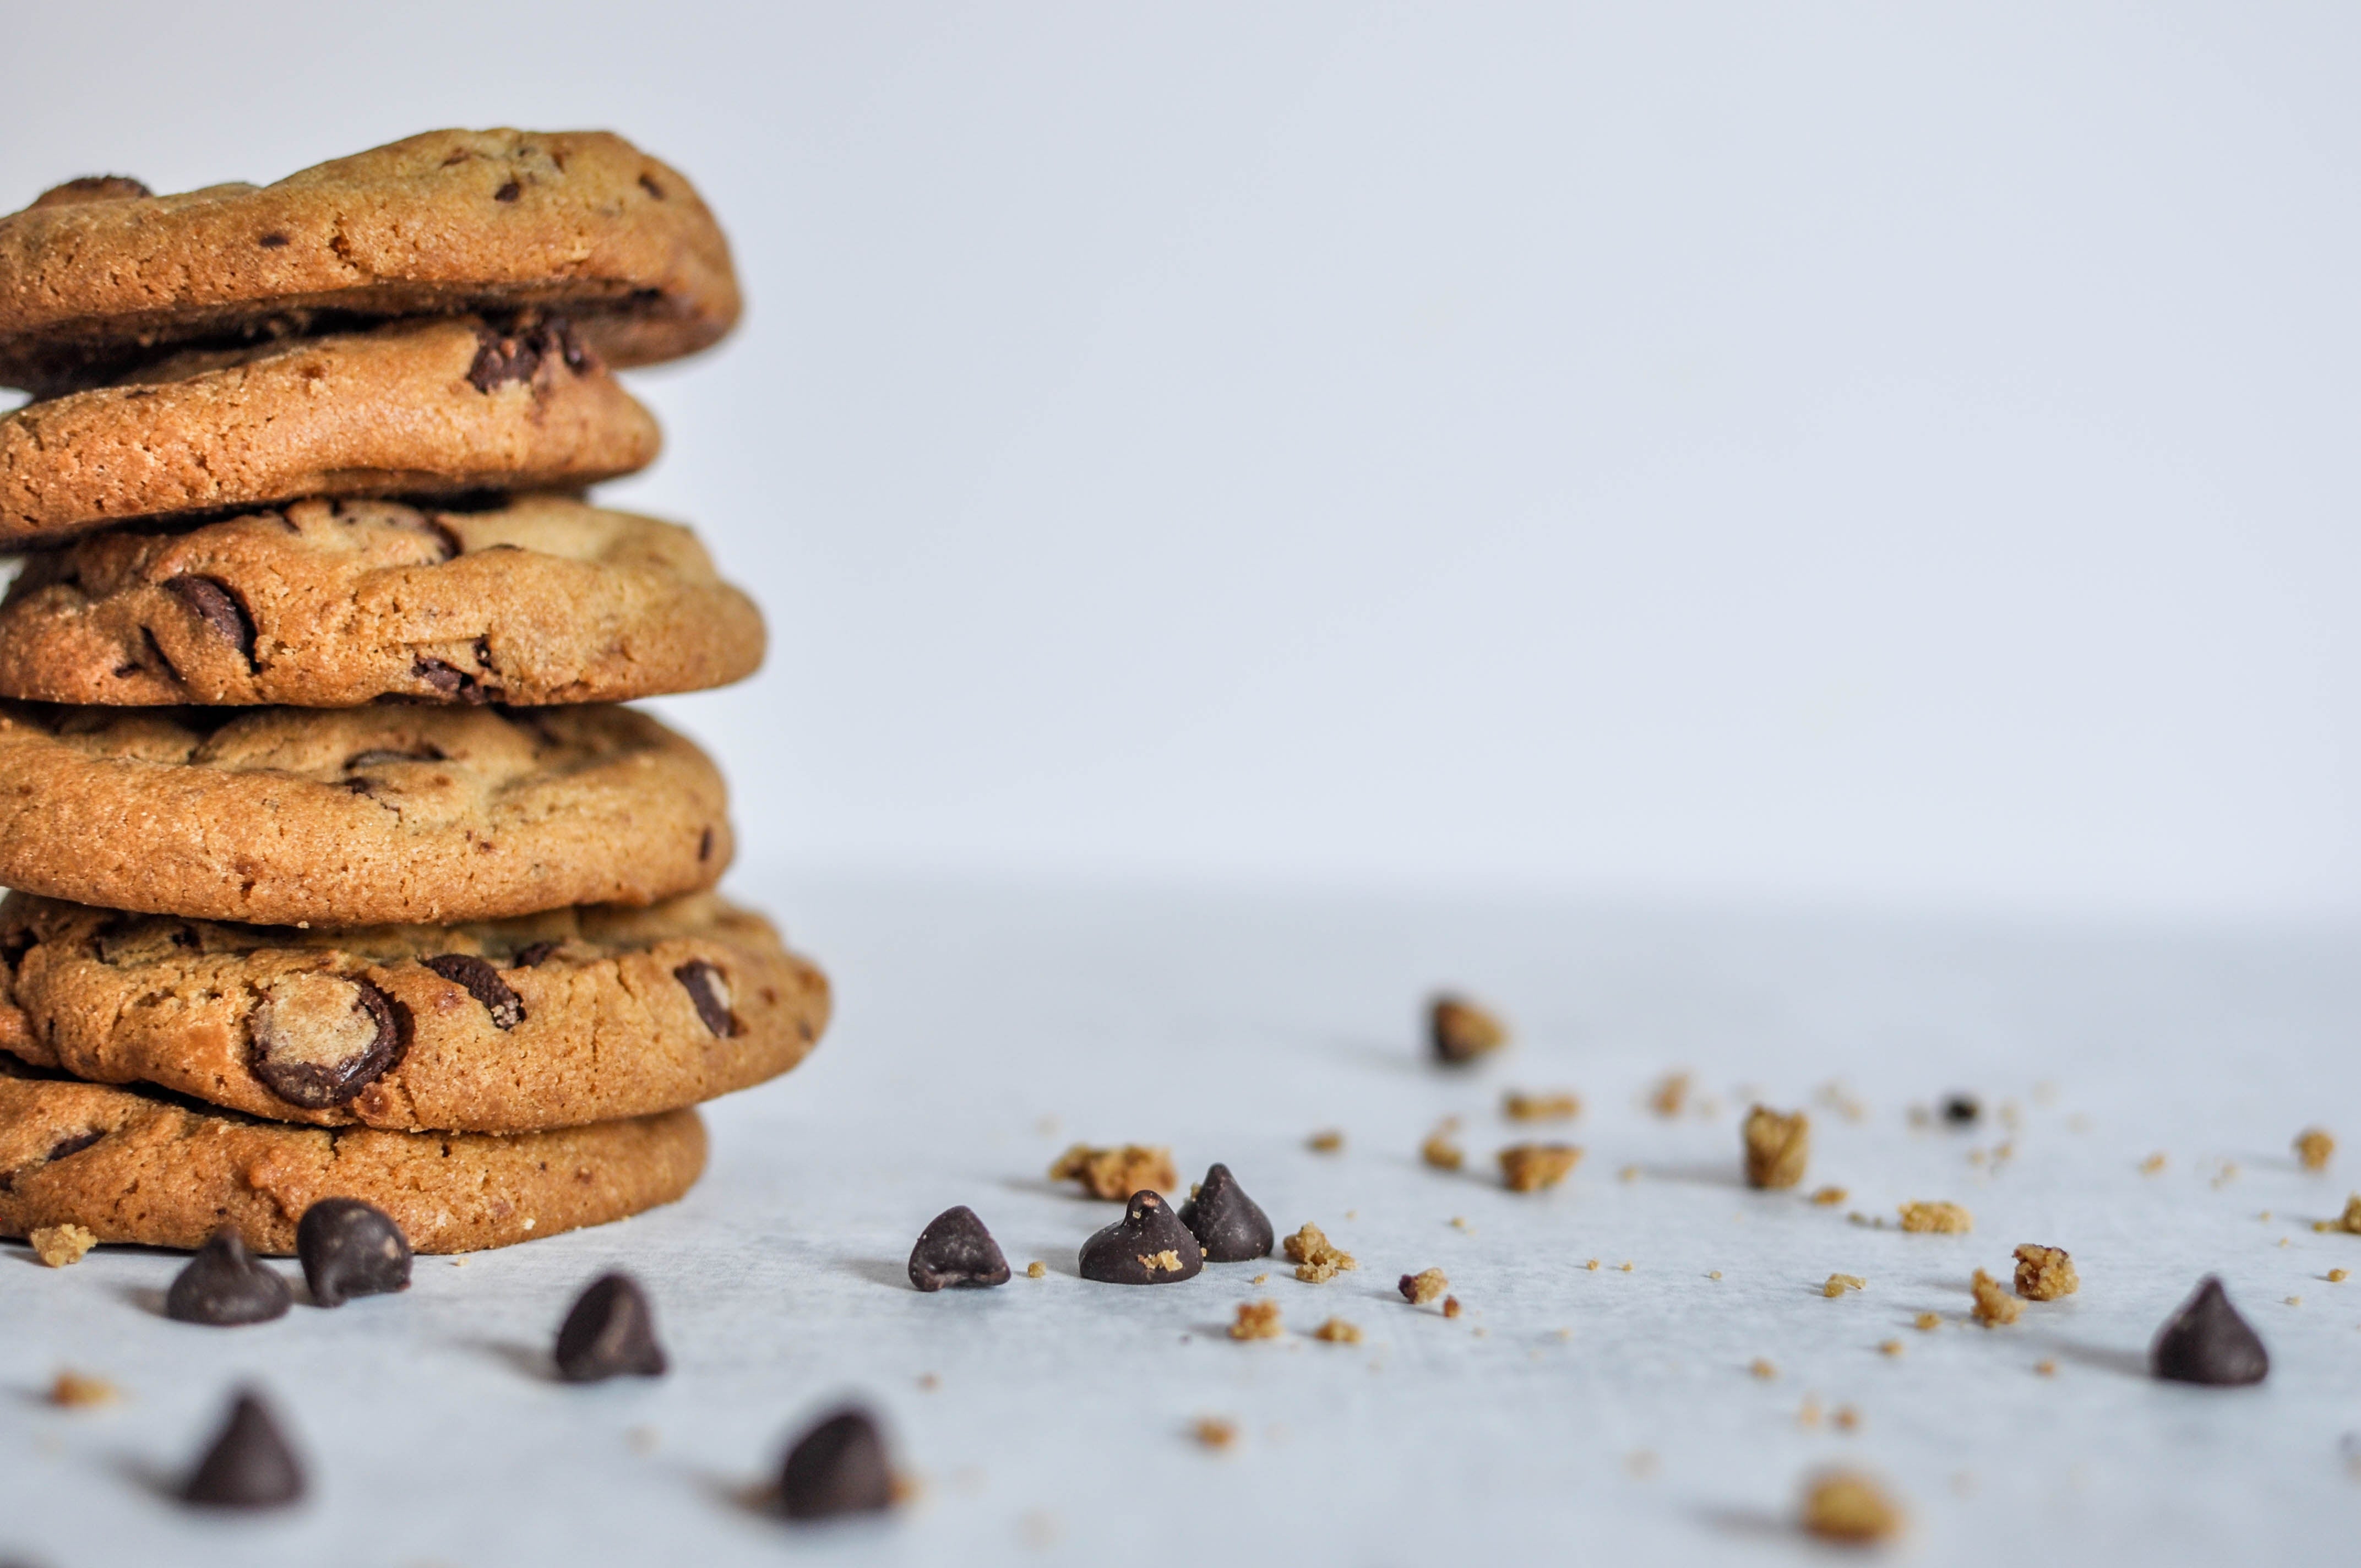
[
  {"x1": 0, "y1": 317, "x2": 660, "y2": 543},
  {"x1": 0, "y1": 1066, "x2": 705, "y2": 1254},
  {"x1": 0, "y1": 891, "x2": 830, "y2": 1133},
  {"x1": 0, "y1": 128, "x2": 738, "y2": 395},
  {"x1": 0, "y1": 702, "x2": 730, "y2": 925},
  {"x1": 0, "y1": 493, "x2": 764, "y2": 706}
]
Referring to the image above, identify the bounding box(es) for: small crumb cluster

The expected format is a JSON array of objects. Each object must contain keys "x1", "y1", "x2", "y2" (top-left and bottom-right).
[
  {"x1": 1498, "y1": 1143, "x2": 1580, "y2": 1192},
  {"x1": 2012, "y1": 1244, "x2": 2078, "y2": 1301},
  {"x1": 1898, "y1": 1201, "x2": 1973, "y2": 1234},
  {"x1": 1284, "y1": 1223, "x2": 1357, "y2": 1283},
  {"x1": 1742, "y1": 1106, "x2": 1809, "y2": 1189},
  {"x1": 1049, "y1": 1144, "x2": 1176, "y2": 1201},
  {"x1": 1970, "y1": 1268, "x2": 2022, "y2": 1327}
]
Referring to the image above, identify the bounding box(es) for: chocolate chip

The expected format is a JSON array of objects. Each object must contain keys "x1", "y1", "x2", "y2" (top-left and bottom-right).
[
  {"x1": 699, "y1": 826, "x2": 714, "y2": 862},
  {"x1": 777, "y1": 1407, "x2": 894, "y2": 1521},
  {"x1": 45, "y1": 1129, "x2": 104, "y2": 1163},
  {"x1": 2152, "y1": 1275, "x2": 2269, "y2": 1386},
  {"x1": 248, "y1": 973, "x2": 405, "y2": 1109},
  {"x1": 256, "y1": 232, "x2": 289, "y2": 248},
  {"x1": 1941, "y1": 1093, "x2": 1981, "y2": 1126},
  {"x1": 344, "y1": 744, "x2": 445, "y2": 770},
  {"x1": 638, "y1": 172, "x2": 666, "y2": 200},
  {"x1": 907, "y1": 1206, "x2": 1010, "y2": 1291},
  {"x1": 412, "y1": 656, "x2": 492, "y2": 701},
  {"x1": 166, "y1": 1230, "x2": 293, "y2": 1326},
  {"x1": 421, "y1": 954, "x2": 525, "y2": 1030},
  {"x1": 296, "y1": 1198, "x2": 412, "y2": 1308},
  {"x1": 1078, "y1": 1190, "x2": 1205, "y2": 1284},
  {"x1": 466, "y1": 320, "x2": 544, "y2": 391},
  {"x1": 164, "y1": 576, "x2": 255, "y2": 663},
  {"x1": 494, "y1": 180, "x2": 522, "y2": 202},
  {"x1": 29, "y1": 175, "x2": 151, "y2": 209},
  {"x1": 180, "y1": 1391, "x2": 304, "y2": 1509},
  {"x1": 674, "y1": 960, "x2": 741, "y2": 1037},
  {"x1": 1176, "y1": 1163, "x2": 1274, "y2": 1262},
  {"x1": 1428, "y1": 993, "x2": 1507, "y2": 1065},
  {"x1": 553, "y1": 1272, "x2": 667, "y2": 1382},
  {"x1": 512, "y1": 940, "x2": 561, "y2": 968},
  {"x1": 420, "y1": 516, "x2": 465, "y2": 560}
]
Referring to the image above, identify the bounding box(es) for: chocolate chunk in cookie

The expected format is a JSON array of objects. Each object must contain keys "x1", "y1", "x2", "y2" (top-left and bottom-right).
[
  {"x1": 778, "y1": 1407, "x2": 895, "y2": 1521},
  {"x1": 673, "y1": 959, "x2": 741, "y2": 1037},
  {"x1": 248, "y1": 973, "x2": 405, "y2": 1108},
  {"x1": 1078, "y1": 1190, "x2": 1205, "y2": 1285},
  {"x1": 296, "y1": 1197, "x2": 412, "y2": 1307},
  {"x1": 554, "y1": 1272, "x2": 667, "y2": 1382},
  {"x1": 162, "y1": 576, "x2": 255, "y2": 662},
  {"x1": 181, "y1": 1390, "x2": 305, "y2": 1509},
  {"x1": 907, "y1": 1206, "x2": 1011, "y2": 1292},
  {"x1": 420, "y1": 953, "x2": 525, "y2": 1030},
  {"x1": 166, "y1": 1230, "x2": 293, "y2": 1326},
  {"x1": 1177, "y1": 1162, "x2": 1275, "y2": 1262}
]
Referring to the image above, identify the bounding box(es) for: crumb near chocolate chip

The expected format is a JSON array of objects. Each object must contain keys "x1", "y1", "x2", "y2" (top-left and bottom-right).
[
  {"x1": 1283, "y1": 1222, "x2": 1356, "y2": 1282},
  {"x1": 1400, "y1": 1267, "x2": 1449, "y2": 1304},
  {"x1": 1193, "y1": 1417, "x2": 1238, "y2": 1451},
  {"x1": 2331, "y1": 1269, "x2": 2349, "y2": 1283},
  {"x1": 1809, "y1": 1186, "x2": 1847, "y2": 1206},
  {"x1": 1914, "y1": 1312, "x2": 1940, "y2": 1331},
  {"x1": 1800, "y1": 1469, "x2": 1902, "y2": 1544},
  {"x1": 1026, "y1": 1261, "x2": 1046, "y2": 1278},
  {"x1": 2011, "y1": 1243, "x2": 2077, "y2": 1301},
  {"x1": 1049, "y1": 1144, "x2": 1176, "y2": 1200},
  {"x1": 29, "y1": 1223, "x2": 96, "y2": 1267},
  {"x1": 1878, "y1": 1340, "x2": 1903, "y2": 1357},
  {"x1": 1442, "y1": 1296, "x2": 1462, "y2": 1319},
  {"x1": 1307, "y1": 1129, "x2": 1344, "y2": 1153},
  {"x1": 1421, "y1": 1130, "x2": 1465, "y2": 1170},
  {"x1": 1823, "y1": 1274, "x2": 1866, "y2": 1298},
  {"x1": 2320, "y1": 1195, "x2": 2361, "y2": 1235},
  {"x1": 1970, "y1": 1268, "x2": 2022, "y2": 1327},
  {"x1": 2297, "y1": 1128, "x2": 2336, "y2": 1170},
  {"x1": 1898, "y1": 1201, "x2": 1972, "y2": 1234},
  {"x1": 48, "y1": 1370, "x2": 117, "y2": 1407},
  {"x1": 1742, "y1": 1106, "x2": 1810, "y2": 1189},
  {"x1": 1312, "y1": 1317, "x2": 1363, "y2": 1343},
  {"x1": 1428, "y1": 994, "x2": 1509, "y2": 1064},
  {"x1": 2036, "y1": 1358, "x2": 2057, "y2": 1376},
  {"x1": 1504, "y1": 1089, "x2": 1580, "y2": 1121},
  {"x1": 1228, "y1": 1300, "x2": 1283, "y2": 1340},
  {"x1": 1498, "y1": 1142, "x2": 1580, "y2": 1191}
]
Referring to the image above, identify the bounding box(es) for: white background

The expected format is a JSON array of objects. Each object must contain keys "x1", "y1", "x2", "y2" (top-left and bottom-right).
[{"x1": 6, "y1": 1, "x2": 2355, "y2": 922}]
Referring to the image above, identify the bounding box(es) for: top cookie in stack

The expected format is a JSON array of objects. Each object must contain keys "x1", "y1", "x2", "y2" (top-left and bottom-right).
[{"x1": 0, "y1": 130, "x2": 829, "y2": 1256}]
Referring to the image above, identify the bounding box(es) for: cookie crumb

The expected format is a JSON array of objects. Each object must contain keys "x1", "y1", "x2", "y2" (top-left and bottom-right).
[
  {"x1": 1307, "y1": 1129, "x2": 1345, "y2": 1154},
  {"x1": 1800, "y1": 1469, "x2": 1903, "y2": 1545},
  {"x1": 1429, "y1": 994, "x2": 1509, "y2": 1064},
  {"x1": 1504, "y1": 1089, "x2": 1581, "y2": 1122},
  {"x1": 2140, "y1": 1152, "x2": 2167, "y2": 1175},
  {"x1": 1283, "y1": 1223, "x2": 1357, "y2": 1283},
  {"x1": 1618, "y1": 1164, "x2": 1640, "y2": 1183},
  {"x1": 1049, "y1": 1143, "x2": 1176, "y2": 1200},
  {"x1": 1420, "y1": 1129, "x2": 1465, "y2": 1170},
  {"x1": 916, "y1": 1374, "x2": 940, "y2": 1391},
  {"x1": 1898, "y1": 1200, "x2": 1973, "y2": 1234},
  {"x1": 1229, "y1": 1300, "x2": 1284, "y2": 1340},
  {"x1": 1823, "y1": 1273, "x2": 1867, "y2": 1298},
  {"x1": 1832, "y1": 1404, "x2": 1861, "y2": 1433},
  {"x1": 1586, "y1": 1258, "x2": 1601, "y2": 1271},
  {"x1": 1809, "y1": 1185, "x2": 1848, "y2": 1206},
  {"x1": 1970, "y1": 1267, "x2": 2023, "y2": 1327},
  {"x1": 1026, "y1": 1261, "x2": 1046, "y2": 1278},
  {"x1": 2297, "y1": 1128, "x2": 2336, "y2": 1171},
  {"x1": 1650, "y1": 1071, "x2": 1691, "y2": 1117},
  {"x1": 1914, "y1": 1312, "x2": 1941, "y2": 1331},
  {"x1": 1441, "y1": 1296, "x2": 1462, "y2": 1319},
  {"x1": 47, "y1": 1370, "x2": 117, "y2": 1408},
  {"x1": 2319, "y1": 1195, "x2": 2361, "y2": 1235},
  {"x1": 1619, "y1": 1261, "x2": 1634, "y2": 1273},
  {"x1": 1750, "y1": 1357, "x2": 1777, "y2": 1379},
  {"x1": 2286, "y1": 1295, "x2": 2302, "y2": 1307},
  {"x1": 1878, "y1": 1339, "x2": 1903, "y2": 1357},
  {"x1": 1798, "y1": 1396, "x2": 1822, "y2": 1427},
  {"x1": 1709, "y1": 1271, "x2": 1723, "y2": 1281},
  {"x1": 1192, "y1": 1417, "x2": 1238, "y2": 1451},
  {"x1": 1312, "y1": 1317, "x2": 1363, "y2": 1343},
  {"x1": 2036, "y1": 1358, "x2": 2057, "y2": 1376},
  {"x1": 1399, "y1": 1267, "x2": 1449, "y2": 1305},
  {"x1": 1251, "y1": 1272, "x2": 1269, "y2": 1284},
  {"x1": 2331, "y1": 1269, "x2": 2349, "y2": 1284},
  {"x1": 1742, "y1": 1106, "x2": 1810, "y2": 1189},
  {"x1": 1451, "y1": 1216, "x2": 1472, "y2": 1232},
  {"x1": 28, "y1": 1224, "x2": 96, "y2": 1267},
  {"x1": 2011, "y1": 1243, "x2": 2078, "y2": 1300},
  {"x1": 1499, "y1": 1142, "x2": 1581, "y2": 1192}
]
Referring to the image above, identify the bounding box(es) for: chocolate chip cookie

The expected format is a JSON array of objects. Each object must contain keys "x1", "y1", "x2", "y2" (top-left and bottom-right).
[
  {"x1": 0, "y1": 703, "x2": 728, "y2": 925},
  {"x1": 0, "y1": 1065, "x2": 706, "y2": 1254},
  {"x1": 0, "y1": 891, "x2": 829, "y2": 1132},
  {"x1": 0, "y1": 129, "x2": 738, "y2": 395},
  {"x1": 0, "y1": 317, "x2": 659, "y2": 543},
  {"x1": 0, "y1": 493, "x2": 763, "y2": 706}
]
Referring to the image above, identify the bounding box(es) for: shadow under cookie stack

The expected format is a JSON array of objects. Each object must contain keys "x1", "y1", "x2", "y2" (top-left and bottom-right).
[{"x1": 0, "y1": 129, "x2": 829, "y2": 1256}]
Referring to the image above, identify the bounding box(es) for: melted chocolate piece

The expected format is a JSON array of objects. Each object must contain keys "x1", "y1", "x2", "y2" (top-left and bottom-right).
[
  {"x1": 1078, "y1": 1191, "x2": 1204, "y2": 1285},
  {"x1": 1176, "y1": 1163, "x2": 1274, "y2": 1262},
  {"x1": 421, "y1": 954, "x2": 525, "y2": 1031},
  {"x1": 296, "y1": 1198, "x2": 412, "y2": 1308},
  {"x1": 181, "y1": 1391, "x2": 305, "y2": 1509},
  {"x1": 2152, "y1": 1275, "x2": 2269, "y2": 1386},
  {"x1": 673, "y1": 960, "x2": 741, "y2": 1037},
  {"x1": 248, "y1": 974, "x2": 405, "y2": 1108},
  {"x1": 553, "y1": 1272, "x2": 667, "y2": 1382},
  {"x1": 164, "y1": 575, "x2": 255, "y2": 662},
  {"x1": 777, "y1": 1407, "x2": 894, "y2": 1521},
  {"x1": 165, "y1": 1230, "x2": 292, "y2": 1326},
  {"x1": 907, "y1": 1206, "x2": 1010, "y2": 1292}
]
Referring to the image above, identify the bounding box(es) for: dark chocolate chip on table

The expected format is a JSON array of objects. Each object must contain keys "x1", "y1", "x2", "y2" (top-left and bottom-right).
[
  {"x1": 907, "y1": 1205, "x2": 1010, "y2": 1291},
  {"x1": 778, "y1": 1406, "x2": 895, "y2": 1522},
  {"x1": 421, "y1": 954, "x2": 526, "y2": 1030},
  {"x1": 1177, "y1": 1163, "x2": 1274, "y2": 1262},
  {"x1": 296, "y1": 1197, "x2": 412, "y2": 1308},
  {"x1": 166, "y1": 1230, "x2": 292, "y2": 1326},
  {"x1": 2152, "y1": 1275, "x2": 2269, "y2": 1386},
  {"x1": 1941, "y1": 1093, "x2": 1981, "y2": 1126},
  {"x1": 554, "y1": 1272, "x2": 667, "y2": 1382},
  {"x1": 1078, "y1": 1190, "x2": 1205, "y2": 1284},
  {"x1": 181, "y1": 1390, "x2": 305, "y2": 1509}
]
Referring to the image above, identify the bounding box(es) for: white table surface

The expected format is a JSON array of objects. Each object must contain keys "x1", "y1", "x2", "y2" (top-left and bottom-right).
[{"x1": 3, "y1": 870, "x2": 2357, "y2": 1566}]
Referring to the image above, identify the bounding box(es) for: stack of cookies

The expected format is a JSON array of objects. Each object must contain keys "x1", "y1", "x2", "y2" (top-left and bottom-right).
[{"x1": 0, "y1": 129, "x2": 829, "y2": 1255}]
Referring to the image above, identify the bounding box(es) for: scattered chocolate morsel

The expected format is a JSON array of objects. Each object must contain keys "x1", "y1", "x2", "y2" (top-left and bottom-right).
[
  {"x1": 777, "y1": 1406, "x2": 895, "y2": 1522},
  {"x1": 2151, "y1": 1275, "x2": 2269, "y2": 1387},
  {"x1": 553, "y1": 1272, "x2": 667, "y2": 1382},
  {"x1": 907, "y1": 1206, "x2": 1011, "y2": 1292},
  {"x1": 1428, "y1": 993, "x2": 1508, "y2": 1065},
  {"x1": 296, "y1": 1198, "x2": 412, "y2": 1308},
  {"x1": 421, "y1": 954, "x2": 526, "y2": 1030},
  {"x1": 1079, "y1": 1190, "x2": 1205, "y2": 1285},
  {"x1": 1941, "y1": 1093, "x2": 1981, "y2": 1127},
  {"x1": 166, "y1": 1231, "x2": 292, "y2": 1326},
  {"x1": 248, "y1": 972, "x2": 405, "y2": 1108},
  {"x1": 164, "y1": 575, "x2": 255, "y2": 662},
  {"x1": 181, "y1": 1390, "x2": 305, "y2": 1509},
  {"x1": 1177, "y1": 1163, "x2": 1275, "y2": 1262},
  {"x1": 673, "y1": 960, "x2": 742, "y2": 1037}
]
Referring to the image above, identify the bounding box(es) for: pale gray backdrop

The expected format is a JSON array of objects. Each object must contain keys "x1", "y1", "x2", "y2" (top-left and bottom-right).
[{"x1": 3, "y1": 2, "x2": 2355, "y2": 922}]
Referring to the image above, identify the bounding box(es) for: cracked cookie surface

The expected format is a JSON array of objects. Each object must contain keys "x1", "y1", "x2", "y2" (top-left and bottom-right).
[
  {"x1": 0, "y1": 493, "x2": 762, "y2": 705},
  {"x1": 0, "y1": 317, "x2": 659, "y2": 543},
  {"x1": 0, "y1": 1064, "x2": 706, "y2": 1254},
  {"x1": 0, "y1": 891, "x2": 829, "y2": 1132},
  {"x1": 0, "y1": 702, "x2": 729, "y2": 925},
  {"x1": 0, "y1": 128, "x2": 738, "y2": 395}
]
